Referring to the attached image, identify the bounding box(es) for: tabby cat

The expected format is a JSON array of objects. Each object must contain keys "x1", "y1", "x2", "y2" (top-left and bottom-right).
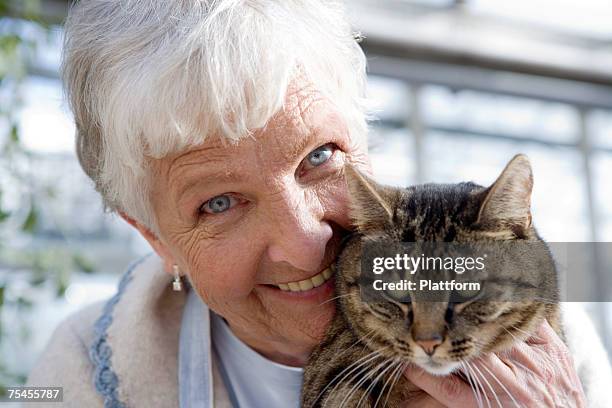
[{"x1": 301, "y1": 154, "x2": 562, "y2": 407}]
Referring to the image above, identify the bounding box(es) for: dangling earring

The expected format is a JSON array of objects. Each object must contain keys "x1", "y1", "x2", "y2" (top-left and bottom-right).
[{"x1": 172, "y1": 264, "x2": 183, "y2": 292}]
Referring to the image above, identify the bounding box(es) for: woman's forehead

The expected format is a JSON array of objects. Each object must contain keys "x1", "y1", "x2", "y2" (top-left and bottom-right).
[{"x1": 153, "y1": 88, "x2": 350, "y2": 197}]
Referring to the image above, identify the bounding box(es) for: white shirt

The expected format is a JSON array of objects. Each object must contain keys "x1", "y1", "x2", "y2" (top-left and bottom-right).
[{"x1": 211, "y1": 312, "x2": 303, "y2": 408}]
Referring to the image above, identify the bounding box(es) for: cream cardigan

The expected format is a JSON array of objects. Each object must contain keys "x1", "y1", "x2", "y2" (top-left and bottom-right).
[
  {"x1": 26, "y1": 254, "x2": 612, "y2": 407},
  {"x1": 26, "y1": 255, "x2": 231, "y2": 407}
]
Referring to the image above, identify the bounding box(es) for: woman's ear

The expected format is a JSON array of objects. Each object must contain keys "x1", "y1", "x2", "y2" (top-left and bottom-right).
[{"x1": 119, "y1": 211, "x2": 177, "y2": 276}]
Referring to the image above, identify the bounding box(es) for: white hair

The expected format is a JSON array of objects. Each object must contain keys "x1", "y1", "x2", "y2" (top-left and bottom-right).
[{"x1": 62, "y1": 0, "x2": 368, "y2": 232}]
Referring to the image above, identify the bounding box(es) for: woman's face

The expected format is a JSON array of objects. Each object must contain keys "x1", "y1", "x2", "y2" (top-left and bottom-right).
[{"x1": 142, "y1": 80, "x2": 369, "y2": 366}]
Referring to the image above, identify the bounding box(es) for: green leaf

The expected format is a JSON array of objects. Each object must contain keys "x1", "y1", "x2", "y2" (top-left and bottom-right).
[
  {"x1": 56, "y1": 268, "x2": 70, "y2": 298},
  {"x1": 0, "y1": 208, "x2": 9, "y2": 223},
  {"x1": 21, "y1": 205, "x2": 38, "y2": 232},
  {"x1": 0, "y1": 35, "x2": 21, "y2": 54},
  {"x1": 9, "y1": 124, "x2": 19, "y2": 143},
  {"x1": 56, "y1": 280, "x2": 68, "y2": 298},
  {"x1": 72, "y1": 254, "x2": 95, "y2": 274}
]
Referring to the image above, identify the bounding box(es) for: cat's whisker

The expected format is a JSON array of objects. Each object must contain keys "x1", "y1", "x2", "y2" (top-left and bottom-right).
[
  {"x1": 342, "y1": 352, "x2": 393, "y2": 407},
  {"x1": 495, "y1": 320, "x2": 546, "y2": 347},
  {"x1": 314, "y1": 348, "x2": 384, "y2": 406},
  {"x1": 335, "y1": 329, "x2": 376, "y2": 361},
  {"x1": 325, "y1": 347, "x2": 390, "y2": 405},
  {"x1": 357, "y1": 331, "x2": 385, "y2": 359},
  {"x1": 465, "y1": 361, "x2": 491, "y2": 408},
  {"x1": 357, "y1": 358, "x2": 397, "y2": 407},
  {"x1": 341, "y1": 354, "x2": 379, "y2": 391},
  {"x1": 469, "y1": 362, "x2": 493, "y2": 408},
  {"x1": 472, "y1": 362, "x2": 503, "y2": 408},
  {"x1": 501, "y1": 326, "x2": 522, "y2": 344},
  {"x1": 461, "y1": 361, "x2": 484, "y2": 408},
  {"x1": 375, "y1": 360, "x2": 404, "y2": 408},
  {"x1": 318, "y1": 293, "x2": 356, "y2": 307},
  {"x1": 479, "y1": 361, "x2": 522, "y2": 408},
  {"x1": 357, "y1": 358, "x2": 399, "y2": 407},
  {"x1": 507, "y1": 324, "x2": 539, "y2": 340},
  {"x1": 385, "y1": 361, "x2": 408, "y2": 408},
  {"x1": 339, "y1": 357, "x2": 389, "y2": 408},
  {"x1": 357, "y1": 360, "x2": 399, "y2": 408},
  {"x1": 378, "y1": 360, "x2": 405, "y2": 406}
]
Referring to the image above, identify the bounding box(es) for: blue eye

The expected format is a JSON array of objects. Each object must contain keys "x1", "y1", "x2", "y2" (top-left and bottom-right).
[
  {"x1": 201, "y1": 195, "x2": 235, "y2": 214},
  {"x1": 306, "y1": 144, "x2": 333, "y2": 167}
]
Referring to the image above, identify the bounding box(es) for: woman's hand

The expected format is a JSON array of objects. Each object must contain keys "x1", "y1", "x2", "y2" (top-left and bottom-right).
[{"x1": 403, "y1": 320, "x2": 586, "y2": 407}]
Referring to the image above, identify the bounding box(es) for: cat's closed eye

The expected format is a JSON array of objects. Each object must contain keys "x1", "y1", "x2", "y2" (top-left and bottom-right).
[
  {"x1": 450, "y1": 285, "x2": 483, "y2": 304},
  {"x1": 384, "y1": 288, "x2": 411, "y2": 303},
  {"x1": 366, "y1": 302, "x2": 402, "y2": 320}
]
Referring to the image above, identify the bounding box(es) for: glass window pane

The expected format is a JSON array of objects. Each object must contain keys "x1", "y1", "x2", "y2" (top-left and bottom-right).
[
  {"x1": 421, "y1": 85, "x2": 580, "y2": 144},
  {"x1": 593, "y1": 152, "x2": 612, "y2": 241},
  {"x1": 19, "y1": 76, "x2": 75, "y2": 153},
  {"x1": 468, "y1": 0, "x2": 612, "y2": 40},
  {"x1": 367, "y1": 75, "x2": 410, "y2": 124},
  {"x1": 590, "y1": 110, "x2": 612, "y2": 149},
  {"x1": 369, "y1": 127, "x2": 416, "y2": 186},
  {"x1": 423, "y1": 132, "x2": 590, "y2": 241}
]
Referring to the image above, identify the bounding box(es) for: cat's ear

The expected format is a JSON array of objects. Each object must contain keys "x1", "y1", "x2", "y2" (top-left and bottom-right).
[
  {"x1": 344, "y1": 164, "x2": 397, "y2": 233},
  {"x1": 476, "y1": 154, "x2": 533, "y2": 234}
]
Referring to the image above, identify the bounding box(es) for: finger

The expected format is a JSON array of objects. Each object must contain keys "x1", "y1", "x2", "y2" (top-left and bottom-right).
[
  {"x1": 502, "y1": 332, "x2": 582, "y2": 407},
  {"x1": 519, "y1": 323, "x2": 573, "y2": 380},
  {"x1": 534, "y1": 322, "x2": 587, "y2": 405},
  {"x1": 479, "y1": 352, "x2": 558, "y2": 407},
  {"x1": 404, "y1": 365, "x2": 476, "y2": 407},
  {"x1": 529, "y1": 319, "x2": 562, "y2": 347},
  {"x1": 471, "y1": 354, "x2": 531, "y2": 404},
  {"x1": 524, "y1": 320, "x2": 549, "y2": 345},
  {"x1": 500, "y1": 340, "x2": 548, "y2": 379}
]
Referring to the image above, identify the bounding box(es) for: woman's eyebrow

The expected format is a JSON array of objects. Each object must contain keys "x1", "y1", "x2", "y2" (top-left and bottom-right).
[{"x1": 174, "y1": 169, "x2": 244, "y2": 201}]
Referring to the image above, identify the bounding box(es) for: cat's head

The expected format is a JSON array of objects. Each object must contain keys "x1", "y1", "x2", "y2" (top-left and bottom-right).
[{"x1": 337, "y1": 154, "x2": 558, "y2": 376}]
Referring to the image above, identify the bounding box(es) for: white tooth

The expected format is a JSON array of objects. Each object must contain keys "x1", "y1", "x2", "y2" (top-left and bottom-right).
[
  {"x1": 298, "y1": 278, "x2": 312, "y2": 290},
  {"x1": 322, "y1": 267, "x2": 332, "y2": 280},
  {"x1": 311, "y1": 273, "x2": 325, "y2": 287},
  {"x1": 278, "y1": 283, "x2": 289, "y2": 291},
  {"x1": 298, "y1": 279, "x2": 314, "y2": 291},
  {"x1": 288, "y1": 282, "x2": 301, "y2": 292}
]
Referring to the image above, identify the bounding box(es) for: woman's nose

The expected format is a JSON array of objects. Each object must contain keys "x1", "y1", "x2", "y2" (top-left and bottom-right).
[{"x1": 265, "y1": 191, "x2": 333, "y2": 272}]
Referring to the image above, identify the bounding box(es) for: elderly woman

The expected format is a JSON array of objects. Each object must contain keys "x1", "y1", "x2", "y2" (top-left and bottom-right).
[{"x1": 26, "y1": 0, "x2": 610, "y2": 407}]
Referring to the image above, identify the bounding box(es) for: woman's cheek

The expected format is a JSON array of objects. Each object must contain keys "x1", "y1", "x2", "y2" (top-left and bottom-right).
[
  {"x1": 188, "y1": 244, "x2": 258, "y2": 300},
  {"x1": 316, "y1": 173, "x2": 350, "y2": 214}
]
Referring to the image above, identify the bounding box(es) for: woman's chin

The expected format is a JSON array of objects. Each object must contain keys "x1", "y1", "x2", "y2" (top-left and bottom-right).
[{"x1": 255, "y1": 278, "x2": 337, "y2": 343}]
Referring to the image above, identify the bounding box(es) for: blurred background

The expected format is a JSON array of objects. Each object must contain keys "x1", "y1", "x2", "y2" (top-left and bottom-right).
[{"x1": 0, "y1": 0, "x2": 610, "y2": 394}]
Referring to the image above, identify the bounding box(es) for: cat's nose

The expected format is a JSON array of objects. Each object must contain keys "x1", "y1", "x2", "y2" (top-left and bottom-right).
[{"x1": 414, "y1": 335, "x2": 443, "y2": 356}]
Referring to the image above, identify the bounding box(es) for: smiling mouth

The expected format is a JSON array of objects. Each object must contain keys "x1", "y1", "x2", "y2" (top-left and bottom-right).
[{"x1": 275, "y1": 264, "x2": 335, "y2": 292}]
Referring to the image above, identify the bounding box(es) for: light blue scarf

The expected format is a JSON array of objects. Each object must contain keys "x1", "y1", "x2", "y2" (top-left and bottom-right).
[{"x1": 178, "y1": 288, "x2": 214, "y2": 407}]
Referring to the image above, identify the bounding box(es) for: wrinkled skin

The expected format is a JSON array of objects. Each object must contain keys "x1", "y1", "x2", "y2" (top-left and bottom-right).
[{"x1": 126, "y1": 79, "x2": 370, "y2": 366}]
